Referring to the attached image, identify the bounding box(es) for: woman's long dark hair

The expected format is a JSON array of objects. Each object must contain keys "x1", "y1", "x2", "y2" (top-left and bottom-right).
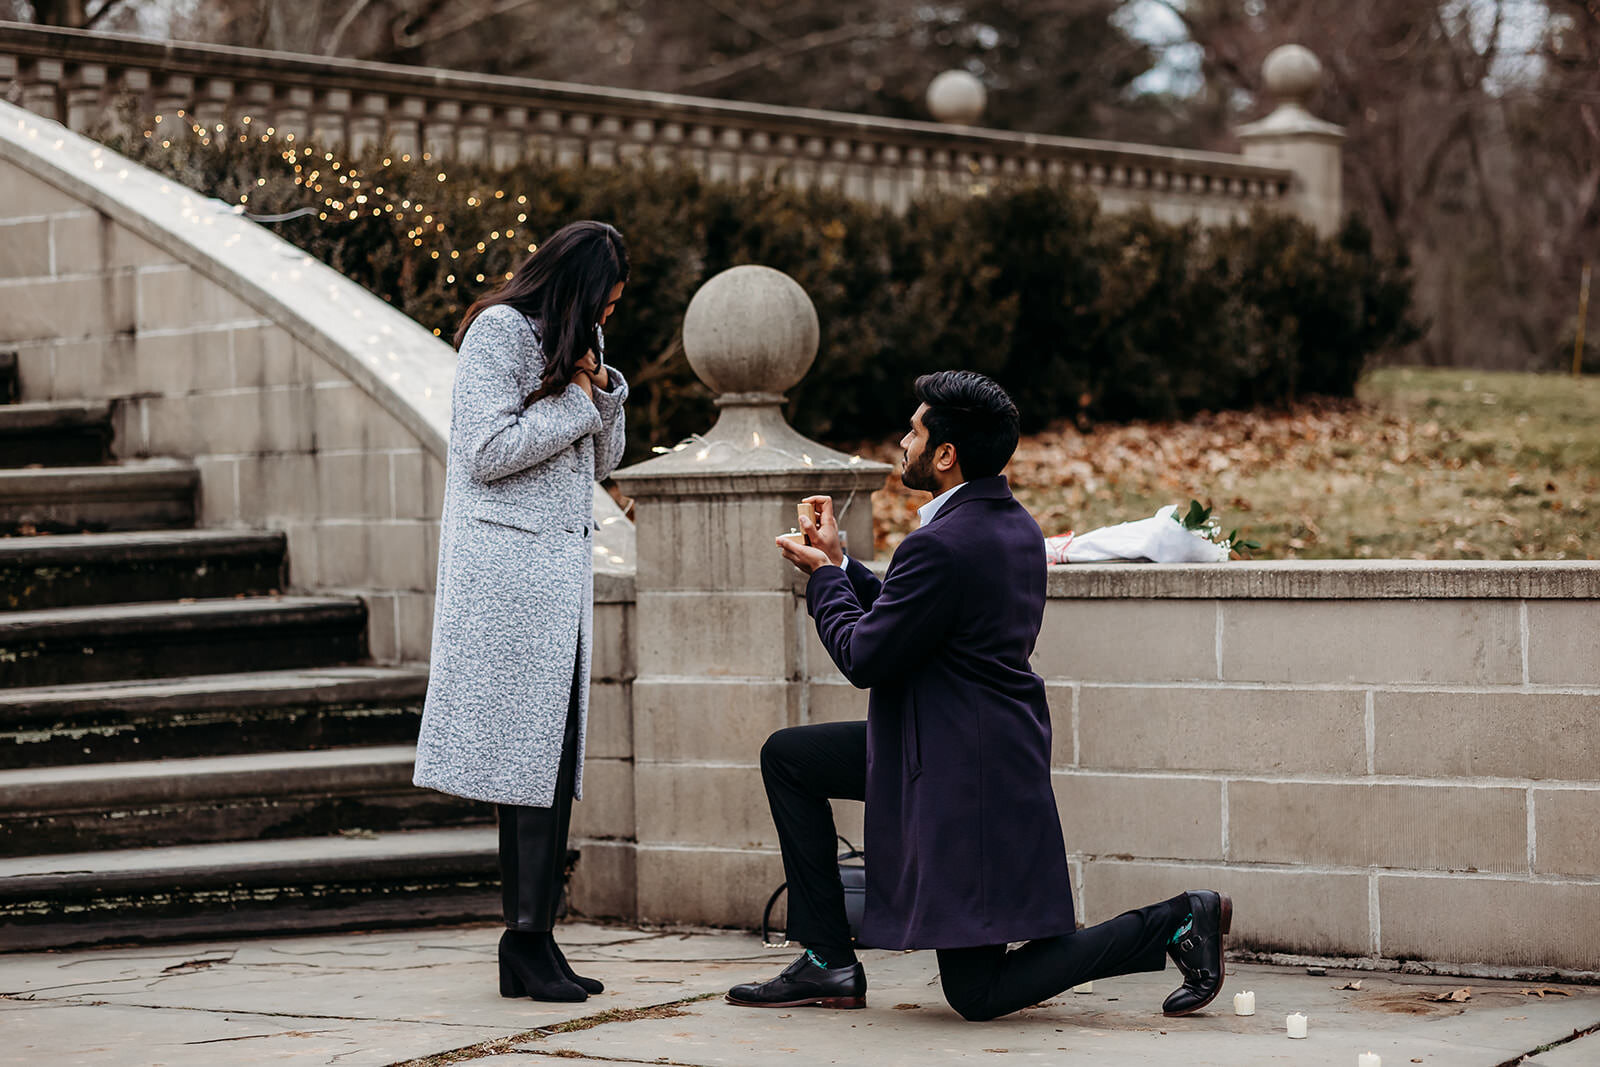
[{"x1": 454, "y1": 220, "x2": 630, "y2": 403}]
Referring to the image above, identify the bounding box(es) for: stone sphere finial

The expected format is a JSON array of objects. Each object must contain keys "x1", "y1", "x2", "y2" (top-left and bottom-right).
[
  {"x1": 1262, "y1": 44, "x2": 1323, "y2": 106},
  {"x1": 682, "y1": 265, "x2": 819, "y2": 403},
  {"x1": 927, "y1": 70, "x2": 986, "y2": 125}
]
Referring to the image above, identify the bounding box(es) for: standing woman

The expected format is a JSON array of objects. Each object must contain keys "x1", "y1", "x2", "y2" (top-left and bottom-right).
[{"x1": 414, "y1": 221, "x2": 629, "y2": 1003}]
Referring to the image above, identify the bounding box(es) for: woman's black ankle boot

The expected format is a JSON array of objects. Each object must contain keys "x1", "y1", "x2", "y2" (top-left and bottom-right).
[
  {"x1": 549, "y1": 938, "x2": 604, "y2": 995},
  {"x1": 499, "y1": 930, "x2": 587, "y2": 1002}
]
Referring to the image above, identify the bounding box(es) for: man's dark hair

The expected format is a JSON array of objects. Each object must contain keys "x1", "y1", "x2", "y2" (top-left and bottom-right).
[{"x1": 913, "y1": 371, "x2": 1020, "y2": 479}]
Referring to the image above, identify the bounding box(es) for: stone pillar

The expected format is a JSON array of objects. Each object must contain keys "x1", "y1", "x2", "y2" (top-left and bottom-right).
[
  {"x1": 609, "y1": 266, "x2": 891, "y2": 927},
  {"x1": 1236, "y1": 44, "x2": 1346, "y2": 236}
]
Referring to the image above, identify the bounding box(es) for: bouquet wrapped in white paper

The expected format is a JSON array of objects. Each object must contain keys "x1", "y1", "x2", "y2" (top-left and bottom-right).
[{"x1": 1059, "y1": 503, "x2": 1232, "y2": 564}]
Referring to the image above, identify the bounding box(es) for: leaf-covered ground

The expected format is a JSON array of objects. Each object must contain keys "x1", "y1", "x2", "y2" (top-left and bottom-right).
[{"x1": 855, "y1": 367, "x2": 1598, "y2": 560}]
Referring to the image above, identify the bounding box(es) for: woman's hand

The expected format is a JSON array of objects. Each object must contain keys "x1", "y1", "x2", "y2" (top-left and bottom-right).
[{"x1": 576, "y1": 349, "x2": 609, "y2": 391}]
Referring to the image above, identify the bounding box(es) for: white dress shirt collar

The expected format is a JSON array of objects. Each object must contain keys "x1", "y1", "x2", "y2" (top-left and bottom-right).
[{"x1": 917, "y1": 481, "x2": 967, "y2": 528}]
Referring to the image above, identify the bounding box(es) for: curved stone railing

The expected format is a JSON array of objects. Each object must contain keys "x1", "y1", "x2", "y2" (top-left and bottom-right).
[
  {"x1": 0, "y1": 99, "x2": 632, "y2": 664},
  {"x1": 0, "y1": 21, "x2": 1306, "y2": 225}
]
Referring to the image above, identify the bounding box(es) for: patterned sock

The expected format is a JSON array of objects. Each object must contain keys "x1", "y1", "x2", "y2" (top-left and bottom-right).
[
  {"x1": 807, "y1": 945, "x2": 857, "y2": 969},
  {"x1": 1168, "y1": 914, "x2": 1194, "y2": 946}
]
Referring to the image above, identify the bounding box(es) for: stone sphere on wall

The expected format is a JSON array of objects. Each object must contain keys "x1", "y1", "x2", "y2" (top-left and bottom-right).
[
  {"x1": 681, "y1": 265, "x2": 819, "y2": 398},
  {"x1": 1262, "y1": 44, "x2": 1323, "y2": 105},
  {"x1": 926, "y1": 70, "x2": 987, "y2": 125}
]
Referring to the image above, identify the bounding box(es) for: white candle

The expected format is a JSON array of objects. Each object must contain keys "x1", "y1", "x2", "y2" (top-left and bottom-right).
[
  {"x1": 1357, "y1": 1055, "x2": 1381, "y2": 1067},
  {"x1": 1286, "y1": 1012, "x2": 1308, "y2": 1039},
  {"x1": 1233, "y1": 990, "x2": 1255, "y2": 1015}
]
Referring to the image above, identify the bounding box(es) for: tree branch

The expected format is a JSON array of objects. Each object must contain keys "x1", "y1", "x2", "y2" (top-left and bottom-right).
[
  {"x1": 696, "y1": 0, "x2": 783, "y2": 46},
  {"x1": 82, "y1": 0, "x2": 127, "y2": 31},
  {"x1": 389, "y1": 0, "x2": 542, "y2": 53},
  {"x1": 670, "y1": 15, "x2": 913, "y2": 93},
  {"x1": 325, "y1": 0, "x2": 376, "y2": 55}
]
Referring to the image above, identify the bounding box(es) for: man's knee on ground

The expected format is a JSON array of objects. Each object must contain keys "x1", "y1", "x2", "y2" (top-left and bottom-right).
[{"x1": 941, "y1": 977, "x2": 1000, "y2": 1022}]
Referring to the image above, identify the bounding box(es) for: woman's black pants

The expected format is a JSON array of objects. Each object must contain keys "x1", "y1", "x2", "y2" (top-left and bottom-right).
[
  {"x1": 498, "y1": 652, "x2": 583, "y2": 932},
  {"x1": 760, "y1": 720, "x2": 1190, "y2": 1022}
]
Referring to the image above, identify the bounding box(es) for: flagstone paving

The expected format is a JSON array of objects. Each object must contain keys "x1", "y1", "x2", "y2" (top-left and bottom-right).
[{"x1": 2, "y1": 922, "x2": 1595, "y2": 1066}]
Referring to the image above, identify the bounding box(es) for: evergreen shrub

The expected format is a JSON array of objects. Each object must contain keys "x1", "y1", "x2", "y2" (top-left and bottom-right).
[{"x1": 105, "y1": 118, "x2": 1419, "y2": 456}]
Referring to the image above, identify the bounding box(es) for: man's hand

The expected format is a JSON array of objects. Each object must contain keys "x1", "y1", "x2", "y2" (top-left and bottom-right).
[
  {"x1": 777, "y1": 534, "x2": 835, "y2": 575},
  {"x1": 798, "y1": 495, "x2": 845, "y2": 568}
]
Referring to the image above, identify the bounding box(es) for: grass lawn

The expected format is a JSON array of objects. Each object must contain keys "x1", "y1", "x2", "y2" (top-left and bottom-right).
[{"x1": 859, "y1": 367, "x2": 1598, "y2": 560}]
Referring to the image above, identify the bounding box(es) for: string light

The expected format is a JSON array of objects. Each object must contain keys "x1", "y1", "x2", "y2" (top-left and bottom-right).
[
  {"x1": 136, "y1": 114, "x2": 552, "y2": 306},
  {"x1": 649, "y1": 434, "x2": 870, "y2": 523}
]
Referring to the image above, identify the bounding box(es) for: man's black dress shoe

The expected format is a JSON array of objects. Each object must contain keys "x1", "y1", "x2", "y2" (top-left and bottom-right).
[
  {"x1": 726, "y1": 952, "x2": 867, "y2": 1009},
  {"x1": 1162, "y1": 890, "x2": 1232, "y2": 1017}
]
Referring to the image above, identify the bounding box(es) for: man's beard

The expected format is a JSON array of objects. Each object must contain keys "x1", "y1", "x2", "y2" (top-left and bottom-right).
[{"x1": 900, "y1": 449, "x2": 939, "y2": 493}]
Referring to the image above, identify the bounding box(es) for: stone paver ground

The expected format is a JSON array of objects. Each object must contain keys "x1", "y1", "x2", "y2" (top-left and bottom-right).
[{"x1": 1, "y1": 922, "x2": 1595, "y2": 1066}]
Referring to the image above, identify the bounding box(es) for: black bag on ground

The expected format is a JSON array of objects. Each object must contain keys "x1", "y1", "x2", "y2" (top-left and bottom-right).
[{"x1": 761, "y1": 836, "x2": 866, "y2": 948}]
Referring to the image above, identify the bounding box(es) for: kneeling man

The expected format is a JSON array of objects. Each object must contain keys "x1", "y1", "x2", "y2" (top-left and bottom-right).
[{"x1": 727, "y1": 370, "x2": 1230, "y2": 1022}]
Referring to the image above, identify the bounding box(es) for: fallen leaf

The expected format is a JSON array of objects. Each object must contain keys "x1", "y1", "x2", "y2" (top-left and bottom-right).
[
  {"x1": 1427, "y1": 987, "x2": 1472, "y2": 1003},
  {"x1": 1336, "y1": 980, "x2": 1364, "y2": 991},
  {"x1": 892, "y1": 1003, "x2": 921, "y2": 1011},
  {"x1": 1516, "y1": 987, "x2": 1573, "y2": 998}
]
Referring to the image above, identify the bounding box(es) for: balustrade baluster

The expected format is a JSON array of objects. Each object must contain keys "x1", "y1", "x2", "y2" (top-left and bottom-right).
[{"x1": 63, "y1": 63, "x2": 107, "y2": 134}]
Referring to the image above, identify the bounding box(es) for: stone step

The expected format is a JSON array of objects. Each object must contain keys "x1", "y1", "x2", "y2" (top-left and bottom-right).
[
  {"x1": 0, "y1": 529, "x2": 286, "y2": 611},
  {"x1": 0, "y1": 665, "x2": 429, "y2": 768},
  {"x1": 0, "y1": 827, "x2": 500, "y2": 952},
  {"x1": 0, "y1": 596, "x2": 367, "y2": 686},
  {"x1": 0, "y1": 400, "x2": 113, "y2": 467},
  {"x1": 0, "y1": 460, "x2": 197, "y2": 534},
  {"x1": 0, "y1": 744, "x2": 489, "y2": 855}
]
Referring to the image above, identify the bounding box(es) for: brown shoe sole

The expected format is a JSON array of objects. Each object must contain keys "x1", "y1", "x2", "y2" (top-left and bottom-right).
[
  {"x1": 725, "y1": 994, "x2": 866, "y2": 1009},
  {"x1": 1162, "y1": 893, "x2": 1233, "y2": 1018}
]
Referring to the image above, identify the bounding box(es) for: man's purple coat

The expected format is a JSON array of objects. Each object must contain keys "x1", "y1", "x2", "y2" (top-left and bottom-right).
[{"x1": 806, "y1": 475, "x2": 1077, "y2": 950}]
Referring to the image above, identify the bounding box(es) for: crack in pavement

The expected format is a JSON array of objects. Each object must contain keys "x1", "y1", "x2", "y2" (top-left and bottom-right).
[
  {"x1": 181, "y1": 1027, "x2": 344, "y2": 1045},
  {"x1": 1, "y1": 995, "x2": 496, "y2": 1028},
  {"x1": 1494, "y1": 1019, "x2": 1600, "y2": 1067},
  {"x1": 385, "y1": 992, "x2": 719, "y2": 1067}
]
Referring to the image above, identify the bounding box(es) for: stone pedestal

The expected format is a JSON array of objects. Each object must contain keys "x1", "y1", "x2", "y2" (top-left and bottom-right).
[
  {"x1": 1237, "y1": 44, "x2": 1346, "y2": 236},
  {"x1": 610, "y1": 266, "x2": 890, "y2": 926}
]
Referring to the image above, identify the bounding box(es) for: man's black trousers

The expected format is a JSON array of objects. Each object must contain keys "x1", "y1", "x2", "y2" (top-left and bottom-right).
[{"x1": 760, "y1": 720, "x2": 1189, "y2": 1022}]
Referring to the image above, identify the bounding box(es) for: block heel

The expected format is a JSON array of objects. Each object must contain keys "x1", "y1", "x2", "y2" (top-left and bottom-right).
[{"x1": 499, "y1": 958, "x2": 527, "y2": 999}]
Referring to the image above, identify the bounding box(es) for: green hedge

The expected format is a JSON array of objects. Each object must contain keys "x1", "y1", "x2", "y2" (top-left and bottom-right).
[{"x1": 105, "y1": 117, "x2": 1419, "y2": 456}]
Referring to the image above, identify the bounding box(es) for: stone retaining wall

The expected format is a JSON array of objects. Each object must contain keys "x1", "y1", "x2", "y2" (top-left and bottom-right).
[{"x1": 574, "y1": 560, "x2": 1600, "y2": 978}]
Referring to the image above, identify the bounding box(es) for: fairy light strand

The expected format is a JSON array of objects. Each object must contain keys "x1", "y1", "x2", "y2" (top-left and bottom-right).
[{"x1": 651, "y1": 433, "x2": 870, "y2": 527}]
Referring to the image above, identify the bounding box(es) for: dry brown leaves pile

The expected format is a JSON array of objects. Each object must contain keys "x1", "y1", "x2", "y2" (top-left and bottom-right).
[{"x1": 853, "y1": 399, "x2": 1415, "y2": 553}]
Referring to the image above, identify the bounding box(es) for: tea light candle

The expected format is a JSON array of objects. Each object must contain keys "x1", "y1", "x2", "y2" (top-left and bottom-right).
[
  {"x1": 1233, "y1": 990, "x2": 1255, "y2": 1015},
  {"x1": 1357, "y1": 1055, "x2": 1381, "y2": 1067},
  {"x1": 1286, "y1": 1012, "x2": 1308, "y2": 1039}
]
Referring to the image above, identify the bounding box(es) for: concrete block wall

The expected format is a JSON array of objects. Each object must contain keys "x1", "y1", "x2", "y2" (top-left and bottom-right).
[
  {"x1": 0, "y1": 156, "x2": 443, "y2": 662},
  {"x1": 1032, "y1": 563, "x2": 1600, "y2": 975}
]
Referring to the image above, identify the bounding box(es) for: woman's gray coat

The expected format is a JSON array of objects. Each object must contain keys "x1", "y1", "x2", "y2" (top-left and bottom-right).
[{"x1": 413, "y1": 303, "x2": 627, "y2": 807}]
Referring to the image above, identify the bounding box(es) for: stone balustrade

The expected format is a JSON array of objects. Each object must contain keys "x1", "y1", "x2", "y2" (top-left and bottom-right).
[{"x1": 0, "y1": 21, "x2": 1320, "y2": 228}]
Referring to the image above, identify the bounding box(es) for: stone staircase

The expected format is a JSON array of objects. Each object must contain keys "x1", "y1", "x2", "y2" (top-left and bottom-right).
[{"x1": 0, "y1": 354, "x2": 498, "y2": 952}]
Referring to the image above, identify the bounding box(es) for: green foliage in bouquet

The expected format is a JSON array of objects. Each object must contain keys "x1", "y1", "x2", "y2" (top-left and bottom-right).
[
  {"x1": 1174, "y1": 499, "x2": 1261, "y2": 557},
  {"x1": 101, "y1": 116, "x2": 1420, "y2": 458}
]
